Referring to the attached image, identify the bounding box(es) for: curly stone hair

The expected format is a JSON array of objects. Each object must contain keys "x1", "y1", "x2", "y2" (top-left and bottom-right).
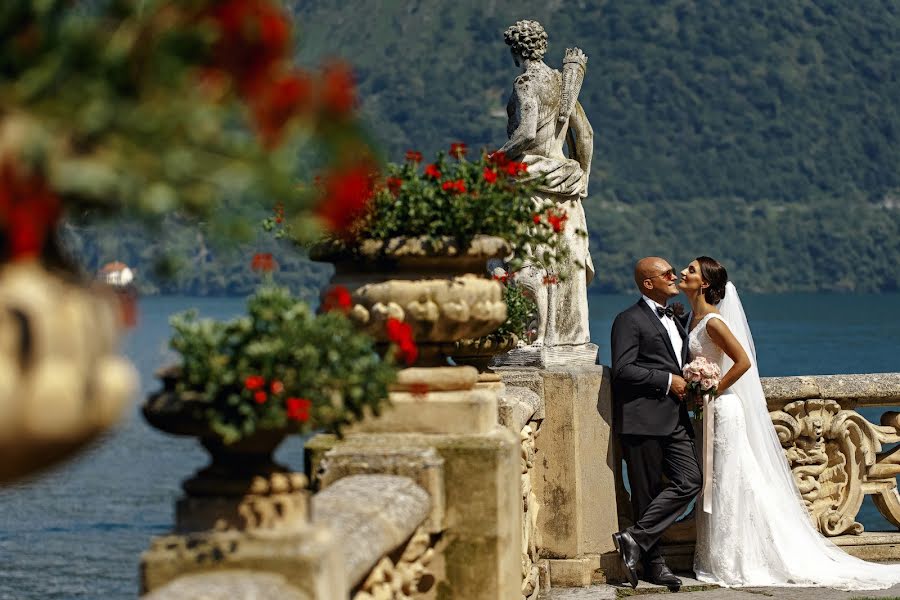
[{"x1": 504, "y1": 20, "x2": 548, "y2": 61}]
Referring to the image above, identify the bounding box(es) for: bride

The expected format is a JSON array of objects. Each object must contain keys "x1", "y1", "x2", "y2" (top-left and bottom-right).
[{"x1": 679, "y1": 256, "x2": 900, "y2": 590}]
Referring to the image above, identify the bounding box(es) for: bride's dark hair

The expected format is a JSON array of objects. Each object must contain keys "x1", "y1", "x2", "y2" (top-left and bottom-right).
[{"x1": 696, "y1": 256, "x2": 728, "y2": 304}]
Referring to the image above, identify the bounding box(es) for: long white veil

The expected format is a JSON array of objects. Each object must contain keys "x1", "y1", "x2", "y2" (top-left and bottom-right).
[{"x1": 708, "y1": 281, "x2": 900, "y2": 589}]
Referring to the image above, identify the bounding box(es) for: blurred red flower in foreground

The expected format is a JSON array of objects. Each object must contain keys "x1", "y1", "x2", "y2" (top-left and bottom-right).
[
  {"x1": 405, "y1": 150, "x2": 423, "y2": 163},
  {"x1": 483, "y1": 167, "x2": 498, "y2": 184},
  {"x1": 322, "y1": 285, "x2": 353, "y2": 313},
  {"x1": 424, "y1": 164, "x2": 441, "y2": 179},
  {"x1": 319, "y1": 62, "x2": 355, "y2": 116},
  {"x1": 0, "y1": 161, "x2": 61, "y2": 260},
  {"x1": 251, "y1": 252, "x2": 277, "y2": 272},
  {"x1": 286, "y1": 397, "x2": 312, "y2": 422},
  {"x1": 252, "y1": 70, "x2": 312, "y2": 147},
  {"x1": 386, "y1": 317, "x2": 418, "y2": 366},
  {"x1": 315, "y1": 163, "x2": 376, "y2": 234},
  {"x1": 207, "y1": 0, "x2": 290, "y2": 97}
]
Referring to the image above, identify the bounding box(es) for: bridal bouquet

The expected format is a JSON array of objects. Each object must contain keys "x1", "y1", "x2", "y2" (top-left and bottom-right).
[{"x1": 682, "y1": 357, "x2": 721, "y2": 420}]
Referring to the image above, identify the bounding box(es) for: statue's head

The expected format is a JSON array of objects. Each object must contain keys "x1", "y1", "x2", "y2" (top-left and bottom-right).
[{"x1": 504, "y1": 20, "x2": 548, "y2": 65}]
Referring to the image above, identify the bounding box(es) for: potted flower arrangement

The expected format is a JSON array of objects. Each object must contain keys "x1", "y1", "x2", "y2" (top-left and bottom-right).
[
  {"x1": 298, "y1": 144, "x2": 570, "y2": 366},
  {"x1": 144, "y1": 285, "x2": 398, "y2": 483}
]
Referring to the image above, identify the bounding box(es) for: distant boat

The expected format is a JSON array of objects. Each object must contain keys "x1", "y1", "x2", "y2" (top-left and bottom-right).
[
  {"x1": 97, "y1": 261, "x2": 137, "y2": 327},
  {"x1": 97, "y1": 261, "x2": 135, "y2": 287}
]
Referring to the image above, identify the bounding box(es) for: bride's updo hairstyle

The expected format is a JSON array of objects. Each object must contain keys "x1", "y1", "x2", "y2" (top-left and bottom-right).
[{"x1": 696, "y1": 256, "x2": 728, "y2": 305}]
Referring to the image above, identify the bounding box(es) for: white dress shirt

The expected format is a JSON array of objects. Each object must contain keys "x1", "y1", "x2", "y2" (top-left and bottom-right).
[{"x1": 642, "y1": 295, "x2": 683, "y2": 394}]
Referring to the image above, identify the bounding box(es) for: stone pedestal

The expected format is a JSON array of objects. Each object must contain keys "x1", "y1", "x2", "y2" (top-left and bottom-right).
[
  {"x1": 496, "y1": 365, "x2": 617, "y2": 586},
  {"x1": 305, "y1": 366, "x2": 521, "y2": 600},
  {"x1": 141, "y1": 464, "x2": 345, "y2": 598}
]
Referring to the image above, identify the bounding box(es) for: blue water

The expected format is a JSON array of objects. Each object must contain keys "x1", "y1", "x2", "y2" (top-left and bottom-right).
[{"x1": 1, "y1": 293, "x2": 899, "y2": 599}]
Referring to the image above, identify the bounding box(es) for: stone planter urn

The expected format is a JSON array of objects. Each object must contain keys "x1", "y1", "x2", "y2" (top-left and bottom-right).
[
  {"x1": 142, "y1": 371, "x2": 308, "y2": 533},
  {"x1": 0, "y1": 260, "x2": 136, "y2": 484},
  {"x1": 313, "y1": 235, "x2": 510, "y2": 368},
  {"x1": 140, "y1": 369, "x2": 344, "y2": 597}
]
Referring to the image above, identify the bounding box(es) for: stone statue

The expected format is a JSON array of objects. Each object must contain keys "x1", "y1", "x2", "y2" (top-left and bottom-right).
[{"x1": 493, "y1": 20, "x2": 596, "y2": 366}]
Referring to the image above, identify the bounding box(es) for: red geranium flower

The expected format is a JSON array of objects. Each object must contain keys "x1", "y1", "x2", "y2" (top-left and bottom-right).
[
  {"x1": 405, "y1": 150, "x2": 423, "y2": 163},
  {"x1": 424, "y1": 164, "x2": 441, "y2": 179},
  {"x1": 244, "y1": 375, "x2": 265, "y2": 390},
  {"x1": 315, "y1": 163, "x2": 377, "y2": 234},
  {"x1": 322, "y1": 284, "x2": 353, "y2": 313},
  {"x1": 319, "y1": 61, "x2": 355, "y2": 116},
  {"x1": 251, "y1": 252, "x2": 277, "y2": 272},
  {"x1": 488, "y1": 151, "x2": 509, "y2": 167},
  {"x1": 449, "y1": 142, "x2": 468, "y2": 158},
  {"x1": 386, "y1": 177, "x2": 403, "y2": 195},
  {"x1": 547, "y1": 211, "x2": 568, "y2": 233},
  {"x1": 505, "y1": 161, "x2": 528, "y2": 176},
  {"x1": 286, "y1": 397, "x2": 312, "y2": 422},
  {"x1": 270, "y1": 380, "x2": 284, "y2": 394},
  {"x1": 483, "y1": 167, "x2": 498, "y2": 184},
  {"x1": 385, "y1": 317, "x2": 417, "y2": 366},
  {"x1": 532, "y1": 214, "x2": 541, "y2": 224},
  {"x1": 254, "y1": 390, "x2": 268, "y2": 404}
]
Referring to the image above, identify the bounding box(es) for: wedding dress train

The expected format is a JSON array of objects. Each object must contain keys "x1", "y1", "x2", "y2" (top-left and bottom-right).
[{"x1": 691, "y1": 283, "x2": 900, "y2": 590}]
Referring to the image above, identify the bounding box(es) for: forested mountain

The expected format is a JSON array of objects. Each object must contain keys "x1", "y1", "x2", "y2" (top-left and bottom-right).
[{"x1": 67, "y1": 1, "x2": 900, "y2": 293}]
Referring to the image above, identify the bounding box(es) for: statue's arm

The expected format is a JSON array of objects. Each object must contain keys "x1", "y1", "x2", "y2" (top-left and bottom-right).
[
  {"x1": 497, "y1": 76, "x2": 538, "y2": 157},
  {"x1": 566, "y1": 101, "x2": 593, "y2": 196}
]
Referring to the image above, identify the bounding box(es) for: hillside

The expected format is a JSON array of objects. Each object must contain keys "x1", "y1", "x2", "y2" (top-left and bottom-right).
[
  {"x1": 288, "y1": 0, "x2": 900, "y2": 292},
  {"x1": 64, "y1": 1, "x2": 900, "y2": 293}
]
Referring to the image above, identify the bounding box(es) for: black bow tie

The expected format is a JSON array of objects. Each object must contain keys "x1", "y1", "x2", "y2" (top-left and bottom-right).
[{"x1": 656, "y1": 305, "x2": 675, "y2": 319}]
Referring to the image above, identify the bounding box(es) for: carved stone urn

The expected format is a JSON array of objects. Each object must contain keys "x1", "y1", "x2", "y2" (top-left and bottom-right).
[
  {"x1": 142, "y1": 372, "x2": 308, "y2": 533},
  {"x1": 0, "y1": 260, "x2": 136, "y2": 484},
  {"x1": 313, "y1": 235, "x2": 509, "y2": 367},
  {"x1": 140, "y1": 369, "x2": 342, "y2": 595}
]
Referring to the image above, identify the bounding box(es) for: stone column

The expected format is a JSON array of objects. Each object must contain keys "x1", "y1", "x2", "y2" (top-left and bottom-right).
[
  {"x1": 497, "y1": 364, "x2": 618, "y2": 586},
  {"x1": 305, "y1": 366, "x2": 522, "y2": 600}
]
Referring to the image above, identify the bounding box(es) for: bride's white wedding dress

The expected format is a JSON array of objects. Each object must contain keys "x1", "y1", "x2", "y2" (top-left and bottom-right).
[{"x1": 691, "y1": 283, "x2": 900, "y2": 590}]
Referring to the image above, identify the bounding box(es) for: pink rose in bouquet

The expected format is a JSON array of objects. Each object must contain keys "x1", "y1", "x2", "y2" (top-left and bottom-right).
[{"x1": 682, "y1": 357, "x2": 721, "y2": 420}]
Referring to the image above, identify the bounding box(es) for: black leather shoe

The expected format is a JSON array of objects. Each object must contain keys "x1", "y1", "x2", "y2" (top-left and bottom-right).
[
  {"x1": 611, "y1": 531, "x2": 640, "y2": 589},
  {"x1": 644, "y1": 562, "x2": 682, "y2": 590}
]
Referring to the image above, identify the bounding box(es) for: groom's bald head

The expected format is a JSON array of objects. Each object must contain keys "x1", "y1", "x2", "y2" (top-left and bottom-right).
[{"x1": 634, "y1": 257, "x2": 668, "y2": 289}]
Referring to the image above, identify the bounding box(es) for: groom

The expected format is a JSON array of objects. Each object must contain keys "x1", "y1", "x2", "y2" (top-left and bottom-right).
[{"x1": 610, "y1": 256, "x2": 702, "y2": 589}]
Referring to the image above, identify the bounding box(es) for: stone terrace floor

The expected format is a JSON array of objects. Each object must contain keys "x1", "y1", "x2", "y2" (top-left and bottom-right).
[{"x1": 542, "y1": 574, "x2": 900, "y2": 600}]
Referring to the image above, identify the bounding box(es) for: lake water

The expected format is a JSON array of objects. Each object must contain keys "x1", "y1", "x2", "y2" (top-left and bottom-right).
[{"x1": 1, "y1": 292, "x2": 899, "y2": 599}]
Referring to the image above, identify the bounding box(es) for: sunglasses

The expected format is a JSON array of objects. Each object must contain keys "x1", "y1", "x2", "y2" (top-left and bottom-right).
[{"x1": 645, "y1": 268, "x2": 676, "y2": 281}]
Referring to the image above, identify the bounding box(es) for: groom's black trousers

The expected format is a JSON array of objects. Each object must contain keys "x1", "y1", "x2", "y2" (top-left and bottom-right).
[{"x1": 620, "y1": 423, "x2": 702, "y2": 564}]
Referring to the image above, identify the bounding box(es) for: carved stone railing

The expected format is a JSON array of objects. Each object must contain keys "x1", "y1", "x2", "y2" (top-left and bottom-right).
[
  {"x1": 496, "y1": 382, "x2": 544, "y2": 600},
  {"x1": 311, "y1": 475, "x2": 436, "y2": 599},
  {"x1": 763, "y1": 373, "x2": 900, "y2": 537}
]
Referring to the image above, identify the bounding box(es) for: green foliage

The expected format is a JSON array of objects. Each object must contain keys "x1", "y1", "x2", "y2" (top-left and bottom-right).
[
  {"x1": 289, "y1": 1, "x2": 900, "y2": 293},
  {"x1": 329, "y1": 149, "x2": 576, "y2": 275},
  {"x1": 169, "y1": 286, "x2": 396, "y2": 443},
  {"x1": 492, "y1": 283, "x2": 536, "y2": 342}
]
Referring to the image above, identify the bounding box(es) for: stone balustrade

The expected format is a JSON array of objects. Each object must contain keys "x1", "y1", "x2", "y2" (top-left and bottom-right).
[{"x1": 762, "y1": 373, "x2": 900, "y2": 537}]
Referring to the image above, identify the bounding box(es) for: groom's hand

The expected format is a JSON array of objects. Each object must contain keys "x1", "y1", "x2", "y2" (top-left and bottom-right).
[{"x1": 671, "y1": 375, "x2": 687, "y2": 400}]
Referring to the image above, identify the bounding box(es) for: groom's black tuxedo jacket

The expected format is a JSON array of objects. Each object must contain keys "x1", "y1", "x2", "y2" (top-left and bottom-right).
[{"x1": 610, "y1": 299, "x2": 693, "y2": 437}]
